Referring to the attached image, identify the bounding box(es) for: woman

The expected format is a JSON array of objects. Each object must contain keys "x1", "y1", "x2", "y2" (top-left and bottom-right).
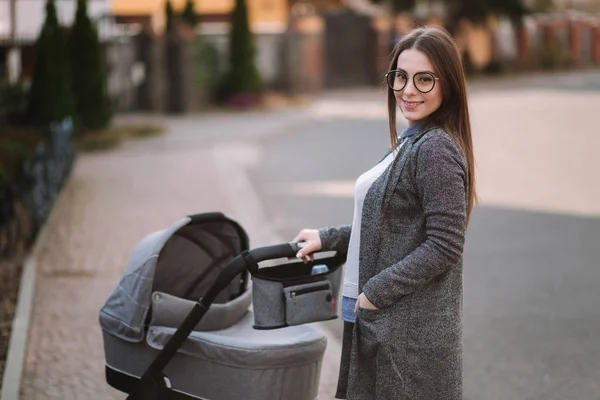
[{"x1": 293, "y1": 26, "x2": 476, "y2": 399}]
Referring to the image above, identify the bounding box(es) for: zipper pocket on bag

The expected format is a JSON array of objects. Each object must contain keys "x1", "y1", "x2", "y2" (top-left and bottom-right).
[
  {"x1": 283, "y1": 281, "x2": 335, "y2": 326},
  {"x1": 290, "y1": 284, "x2": 330, "y2": 304}
]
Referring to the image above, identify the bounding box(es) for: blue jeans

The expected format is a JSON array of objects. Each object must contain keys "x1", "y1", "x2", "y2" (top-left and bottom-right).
[{"x1": 341, "y1": 296, "x2": 357, "y2": 323}]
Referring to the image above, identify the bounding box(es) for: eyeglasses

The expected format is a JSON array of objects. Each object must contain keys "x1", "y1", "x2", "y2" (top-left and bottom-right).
[{"x1": 385, "y1": 70, "x2": 439, "y2": 93}]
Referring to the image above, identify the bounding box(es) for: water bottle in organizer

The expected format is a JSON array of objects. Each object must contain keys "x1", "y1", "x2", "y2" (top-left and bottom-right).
[{"x1": 311, "y1": 264, "x2": 329, "y2": 275}]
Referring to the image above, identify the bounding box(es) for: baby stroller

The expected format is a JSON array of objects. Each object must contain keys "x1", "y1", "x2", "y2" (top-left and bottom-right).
[{"x1": 99, "y1": 212, "x2": 345, "y2": 400}]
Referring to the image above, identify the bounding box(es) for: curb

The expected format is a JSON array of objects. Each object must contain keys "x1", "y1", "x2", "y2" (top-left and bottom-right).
[
  {"x1": 0, "y1": 257, "x2": 36, "y2": 400},
  {"x1": 1, "y1": 187, "x2": 68, "y2": 400}
]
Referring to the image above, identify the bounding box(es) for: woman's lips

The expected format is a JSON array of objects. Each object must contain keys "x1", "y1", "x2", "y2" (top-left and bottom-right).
[{"x1": 402, "y1": 100, "x2": 424, "y2": 111}]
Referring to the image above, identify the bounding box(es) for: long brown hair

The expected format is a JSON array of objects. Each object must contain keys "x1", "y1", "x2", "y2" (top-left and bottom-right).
[{"x1": 387, "y1": 25, "x2": 477, "y2": 225}]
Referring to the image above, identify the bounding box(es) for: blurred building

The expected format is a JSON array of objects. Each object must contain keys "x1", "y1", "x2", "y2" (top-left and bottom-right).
[
  {"x1": 551, "y1": 0, "x2": 600, "y2": 13},
  {"x1": 525, "y1": 0, "x2": 600, "y2": 14},
  {"x1": 111, "y1": 0, "x2": 291, "y2": 34},
  {"x1": 288, "y1": 0, "x2": 344, "y2": 11}
]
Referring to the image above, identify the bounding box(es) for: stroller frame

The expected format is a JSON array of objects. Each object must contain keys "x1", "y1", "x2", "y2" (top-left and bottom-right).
[{"x1": 117, "y1": 214, "x2": 335, "y2": 400}]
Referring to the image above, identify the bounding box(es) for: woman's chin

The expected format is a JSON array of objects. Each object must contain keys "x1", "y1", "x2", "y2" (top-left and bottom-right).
[{"x1": 401, "y1": 110, "x2": 422, "y2": 124}]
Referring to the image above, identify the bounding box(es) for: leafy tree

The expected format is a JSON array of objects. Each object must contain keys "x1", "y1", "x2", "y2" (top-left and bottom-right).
[
  {"x1": 489, "y1": 0, "x2": 528, "y2": 25},
  {"x1": 27, "y1": 0, "x2": 74, "y2": 125},
  {"x1": 445, "y1": 0, "x2": 528, "y2": 34},
  {"x1": 371, "y1": 0, "x2": 416, "y2": 14},
  {"x1": 529, "y1": 0, "x2": 554, "y2": 13},
  {"x1": 67, "y1": 0, "x2": 111, "y2": 130},
  {"x1": 221, "y1": 0, "x2": 262, "y2": 99},
  {"x1": 181, "y1": 0, "x2": 197, "y2": 28},
  {"x1": 452, "y1": 0, "x2": 490, "y2": 25}
]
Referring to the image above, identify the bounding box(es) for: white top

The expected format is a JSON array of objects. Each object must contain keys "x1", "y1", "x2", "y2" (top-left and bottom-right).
[{"x1": 343, "y1": 144, "x2": 403, "y2": 299}]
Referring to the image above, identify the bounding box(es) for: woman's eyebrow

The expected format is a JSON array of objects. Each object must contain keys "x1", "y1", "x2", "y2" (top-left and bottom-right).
[{"x1": 397, "y1": 67, "x2": 436, "y2": 75}]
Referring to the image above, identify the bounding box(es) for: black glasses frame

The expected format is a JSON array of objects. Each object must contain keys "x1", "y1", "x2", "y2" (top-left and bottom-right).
[{"x1": 385, "y1": 70, "x2": 440, "y2": 93}]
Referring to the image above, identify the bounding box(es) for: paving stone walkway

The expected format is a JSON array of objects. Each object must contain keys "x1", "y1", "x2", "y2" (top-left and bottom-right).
[{"x1": 19, "y1": 113, "x2": 341, "y2": 399}]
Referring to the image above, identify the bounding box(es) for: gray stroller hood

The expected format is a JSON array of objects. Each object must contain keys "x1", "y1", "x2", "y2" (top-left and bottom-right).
[{"x1": 99, "y1": 212, "x2": 250, "y2": 343}]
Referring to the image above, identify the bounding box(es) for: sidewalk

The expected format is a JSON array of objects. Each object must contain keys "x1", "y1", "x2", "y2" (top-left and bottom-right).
[{"x1": 18, "y1": 116, "x2": 341, "y2": 399}]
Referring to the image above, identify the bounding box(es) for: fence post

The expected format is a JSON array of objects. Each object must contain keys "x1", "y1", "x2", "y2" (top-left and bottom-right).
[
  {"x1": 286, "y1": 15, "x2": 324, "y2": 96},
  {"x1": 371, "y1": 16, "x2": 392, "y2": 87},
  {"x1": 164, "y1": 24, "x2": 199, "y2": 114},
  {"x1": 517, "y1": 21, "x2": 530, "y2": 67},
  {"x1": 569, "y1": 18, "x2": 581, "y2": 65},
  {"x1": 137, "y1": 26, "x2": 165, "y2": 112},
  {"x1": 592, "y1": 23, "x2": 600, "y2": 64}
]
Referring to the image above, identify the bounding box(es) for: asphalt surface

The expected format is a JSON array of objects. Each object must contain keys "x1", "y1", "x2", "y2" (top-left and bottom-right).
[{"x1": 245, "y1": 71, "x2": 600, "y2": 400}]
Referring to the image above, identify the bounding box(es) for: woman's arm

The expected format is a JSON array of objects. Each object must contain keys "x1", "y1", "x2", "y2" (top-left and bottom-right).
[
  {"x1": 319, "y1": 225, "x2": 352, "y2": 256},
  {"x1": 362, "y1": 134, "x2": 468, "y2": 309}
]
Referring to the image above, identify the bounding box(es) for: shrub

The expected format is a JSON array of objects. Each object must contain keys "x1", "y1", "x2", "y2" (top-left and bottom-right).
[
  {"x1": 67, "y1": 0, "x2": 112, "y2": 131},
  {"x1": 27, "y1": 0, "x2": 74, "y2": 126},
  {"x1": 195, "y1": 39, "x2": 221, "y2": 98},
  {"x1": 218, "y1": 0, "x2": 262, "y2": 103},
  {"x1": 0, "y1": 128, "x2": 43, "y2": 184},
  {"x1": 482, "y1": 59, "x2": 506, "y2": 76},
  {"x1": 462, "y1": 50, "x2": 478, "y2": 76},
  {"x1": 165, "y1": 0, "x2": 175, "y2": 32},
  {"x1": 0, "y1": 80, "x2": 28, "y2": 124},
  {"x1": 181, "y1": 0, "x2": 197, "y2": 28}
]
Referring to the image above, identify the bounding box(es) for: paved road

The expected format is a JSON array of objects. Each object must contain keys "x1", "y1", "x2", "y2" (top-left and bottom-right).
[
  {"x1": 17, "y1": 69, "x2": 600, "y2": 400},
  {"x1": 247, "y1": 70, "x2": 600, "y2": 399}
]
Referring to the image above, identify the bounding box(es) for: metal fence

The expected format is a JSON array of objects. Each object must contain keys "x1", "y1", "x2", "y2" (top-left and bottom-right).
[{"x1": 0, "y1": 117, "x2": 75, "y2": 258}]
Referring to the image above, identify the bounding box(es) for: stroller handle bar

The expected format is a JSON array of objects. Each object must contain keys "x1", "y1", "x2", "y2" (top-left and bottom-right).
[
  {"x1": 246, "y1": 242, "x2": 305, "y2": 263},
  {"x1": 213, "y1": 242, "x2": 307, "y2": 289},
  {"x1": 214, "y1": 242, "x2": 316, "y2": 302}
]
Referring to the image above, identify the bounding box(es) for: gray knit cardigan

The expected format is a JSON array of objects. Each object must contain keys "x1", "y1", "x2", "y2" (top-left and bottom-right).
[{"x1": 319, "y1": 124, "x2": 468, "y2": 400}]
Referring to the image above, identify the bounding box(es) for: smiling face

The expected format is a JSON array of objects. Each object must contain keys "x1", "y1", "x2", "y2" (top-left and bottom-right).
[{"x1": 394, "y1": 49, "x2": 443, "y2": 126}]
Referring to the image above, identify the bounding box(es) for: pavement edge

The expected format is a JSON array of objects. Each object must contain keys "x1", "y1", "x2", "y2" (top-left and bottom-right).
[{"x1": 0, "y1": 180, "x2": 68, "y2": 400}]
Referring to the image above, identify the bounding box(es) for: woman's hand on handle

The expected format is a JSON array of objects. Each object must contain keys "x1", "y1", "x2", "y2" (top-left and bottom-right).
[{"x1": 292, "y1": 229, "x2": 322, "y2": 263}]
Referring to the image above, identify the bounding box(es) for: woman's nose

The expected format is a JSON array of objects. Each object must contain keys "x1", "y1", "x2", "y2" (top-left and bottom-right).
[{"x1": 404, "y1": 78, "x2": 418, "y2": 95}]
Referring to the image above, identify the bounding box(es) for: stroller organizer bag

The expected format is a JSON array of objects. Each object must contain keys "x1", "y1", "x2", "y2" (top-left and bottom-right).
[
  {"x1": 99, "y1": 212, "x2": 345, "y2": 400},
  {"x1": 250, "y1": 246, "x2": 343, "y2": 329}
]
